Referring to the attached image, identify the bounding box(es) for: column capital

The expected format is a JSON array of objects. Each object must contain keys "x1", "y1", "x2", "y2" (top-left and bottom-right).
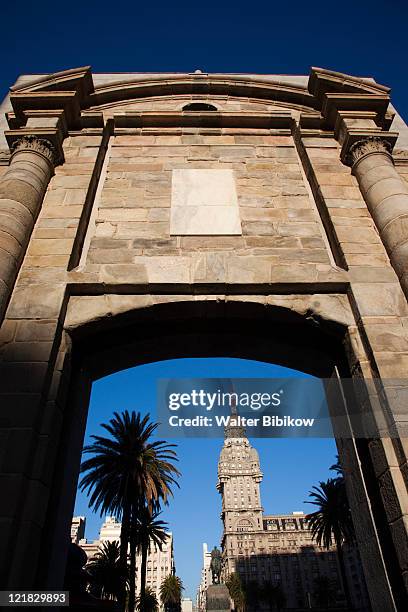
[
  {"x1": 6, "y1": 128, "x2": 64, "y2": 166},
  {"x1": 340, "y1": 131, "x2": 398, "y2": 168},
  {"x1": 10, "y1": 135, "x2": 57, "y2": 166},
  {"x1": 347, "y1": 137, "x2": 393, "y2": 167}
]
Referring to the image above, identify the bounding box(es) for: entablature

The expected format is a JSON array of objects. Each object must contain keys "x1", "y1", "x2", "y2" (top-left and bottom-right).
[{"x1": 1, "y1": 65, "x2": 405, "y2": 168}]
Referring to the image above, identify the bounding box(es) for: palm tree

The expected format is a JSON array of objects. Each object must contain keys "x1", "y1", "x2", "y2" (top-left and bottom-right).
[
  {"x1": 160, "y1": 574, "x2": 184, "y2": 611},
  {"x1": 79, "y1": 411, "x2": 180, "y2": 611},
  {"x1": 134, "y1": 507, "x2": 169, "y2": 608},
  {"x1": 226, "y1": 572, "x2": 246, "y2": 612},
  {"x1": 86, "y1": 540, "x2": 126, "y2": 601},
  {"x1": 306, "y1": 478, "x2": 354, "y2": 610},
  {"x1": 136, "y1": 586, "x2": 159, "y2": 612},
  {"x1": 330, "y1": 454, "x2": 343, "y2": 477}
]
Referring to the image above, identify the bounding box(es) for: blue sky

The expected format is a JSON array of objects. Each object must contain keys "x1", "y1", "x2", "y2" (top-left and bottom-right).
[
  {"x1": 73, "y1": 359, "x2": 337, "y2": 599},
  {"x1": 0, "y1": 0, "x2": 407, "y2": 120}
]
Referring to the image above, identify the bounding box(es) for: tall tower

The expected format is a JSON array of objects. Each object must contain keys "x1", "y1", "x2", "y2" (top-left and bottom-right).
[{"x1": 217, "y1": 419, "x2": 264, "y2": 577}]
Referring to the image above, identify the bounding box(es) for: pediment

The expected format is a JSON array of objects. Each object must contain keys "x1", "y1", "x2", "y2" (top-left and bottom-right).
[{"x1": 3, "y1": 66, "x2": 394, "y2": 146}]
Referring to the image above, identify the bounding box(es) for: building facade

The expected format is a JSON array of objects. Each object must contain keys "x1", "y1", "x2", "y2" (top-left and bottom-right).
[
  {"x1": 70, "y1": 516, "x2": 86, "y2": 544},
  {"x1": 181, "y1": 598, "x2": 194, "y2": 612},
  {"x1": 217, "y1": 425, "x2": 370, "y2": 610},
  {"x1": 197, "y1": 543, "x2": 213, "y2": 610},
  {"x1": 0, "y1": 67, "x2": 408, "y2": 611},
  {"x1": 72, "y1": 516, "x2": 175, "y2": 609}
]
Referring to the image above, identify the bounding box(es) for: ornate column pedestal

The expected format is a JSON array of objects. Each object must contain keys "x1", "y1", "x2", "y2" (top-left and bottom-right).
[
  {"x1": 346, "y1": 137, "x2": 408, "y2": 297},
  {"x1": 206, "y1": 585, "x2": 231, "y2": 612},
  {"x1": 0, "y1": 135, "x2": 56, "y2": 320}
]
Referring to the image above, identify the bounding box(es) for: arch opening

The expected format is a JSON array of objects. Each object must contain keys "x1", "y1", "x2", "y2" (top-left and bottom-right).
[{"x1": 36, "y1": 299, "x2": 403, "y2": 609}]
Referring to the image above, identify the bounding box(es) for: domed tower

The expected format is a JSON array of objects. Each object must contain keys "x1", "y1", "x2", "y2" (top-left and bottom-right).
[{"x1": 217, "y1": 419, "x2": 264, "y2": 578}]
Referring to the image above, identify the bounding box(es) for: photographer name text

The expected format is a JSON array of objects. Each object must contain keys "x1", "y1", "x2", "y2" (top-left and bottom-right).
[{"x1": 167, "y1": 415, "x2": 315, "y2": 428}]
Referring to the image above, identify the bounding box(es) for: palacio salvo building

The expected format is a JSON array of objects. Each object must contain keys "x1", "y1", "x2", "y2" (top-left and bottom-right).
[{"x1": 0, "y1": 67, "x2": 408, "y2": 610}]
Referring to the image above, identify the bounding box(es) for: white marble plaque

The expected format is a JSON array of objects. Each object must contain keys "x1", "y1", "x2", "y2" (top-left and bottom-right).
[{"x1": 170, "y1": 169, "x2": 242, "y2": 235}]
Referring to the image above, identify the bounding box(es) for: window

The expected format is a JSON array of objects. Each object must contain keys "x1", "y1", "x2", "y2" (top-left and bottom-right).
[{"x1": 182, "y1": 102, "x2": 217, "y2": 112}]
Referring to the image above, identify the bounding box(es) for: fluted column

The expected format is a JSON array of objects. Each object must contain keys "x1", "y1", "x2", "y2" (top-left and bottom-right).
[
  {"x1": 0, "y1": 135, "x2": 56, "y2": 320},
  {"x1": 346, "y1": 137, "x2": 408, "y2": 297}
]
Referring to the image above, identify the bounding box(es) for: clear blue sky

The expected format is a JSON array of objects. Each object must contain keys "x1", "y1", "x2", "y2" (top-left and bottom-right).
[
  {"x1": 73, "y1": 359, "x2": 337, "y2": 599},
  {"x1": 0, "y1": 0, "x2": 407, "y2": 120}
]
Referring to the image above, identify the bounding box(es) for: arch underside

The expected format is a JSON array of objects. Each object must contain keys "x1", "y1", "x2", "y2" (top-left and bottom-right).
[
  {"x1": 40, "y1": 298, "x2": 349, "y2": 587},
  {"x1": 69, "y1": 300, "x2": 347, "y2": 381}
]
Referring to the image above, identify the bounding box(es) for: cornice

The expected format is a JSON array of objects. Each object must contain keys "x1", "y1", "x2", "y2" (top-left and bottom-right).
[
  {"x1": 2, "y1": 66, "x2": 401, "y2": 158},
  {"x1": 322, "y1": 93, "x2": 390, "y2": 129},
  {"x1": 309, "y1": 67, "x2": 390, "y2": 101},
  {"x1": 13, "y1": 66, "x2": 389, "y2": 104},
  {"x1": 393, "y1": 149, "x2": 408, "y2": 165},
  {"x1": 89, "y1": 76, "x2": 318, "y2": 111},
  {"x1": 3, "y1": 68, "x2": 395, "y2": 129},
  {"x1": 10, "y1": 66, "x2": 93, "y2": 96},
  {"x1": 9, "y1": 91, "x2": 82, "y2": 129}
]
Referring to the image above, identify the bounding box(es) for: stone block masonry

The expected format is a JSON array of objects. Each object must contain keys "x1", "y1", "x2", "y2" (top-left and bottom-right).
[{"x1": 86, "y1": 134, "x2": 332, "y2": 282}]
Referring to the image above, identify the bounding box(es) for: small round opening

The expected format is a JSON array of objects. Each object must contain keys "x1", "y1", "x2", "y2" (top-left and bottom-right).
[{"x1": 182, "y1": 102, "x2": 218, "y2": 112}]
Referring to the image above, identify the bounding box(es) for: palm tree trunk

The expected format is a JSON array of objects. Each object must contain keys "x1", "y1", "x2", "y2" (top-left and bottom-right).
[
  {"x1": 336, "y1": 543, "x2": 353, "y2": 610},
  {"x1": 140, "y1": 542, "x2": 148, "y2": 610},
  {"x1": 119, "y1": 501, "x2": 131, "y2": 611},
  {"x1": 128, "y1": 517, "x2": 137, "y2": 612}
]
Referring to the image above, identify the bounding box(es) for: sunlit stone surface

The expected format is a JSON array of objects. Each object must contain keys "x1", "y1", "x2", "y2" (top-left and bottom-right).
[{"x1": 170, "y1": 169, "x2": 241, "y2": 235}]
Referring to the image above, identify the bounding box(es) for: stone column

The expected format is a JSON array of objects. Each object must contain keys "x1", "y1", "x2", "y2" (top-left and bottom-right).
[
  {"x1": 0, "y1": 135, "x2": 56, "y2": 320},
  {"x1": 347, "y1": 137, "x2": 408, "y2": 297}
]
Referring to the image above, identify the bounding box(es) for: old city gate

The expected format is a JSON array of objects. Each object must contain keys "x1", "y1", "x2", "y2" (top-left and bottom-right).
[{"x1": 0, "y1": 67, "x2": 408, "y2": 610}]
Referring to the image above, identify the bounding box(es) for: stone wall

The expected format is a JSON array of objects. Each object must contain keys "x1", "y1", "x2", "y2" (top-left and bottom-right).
[{"x1": 86, "y1": 134, "x2": 331, "y2": 283}]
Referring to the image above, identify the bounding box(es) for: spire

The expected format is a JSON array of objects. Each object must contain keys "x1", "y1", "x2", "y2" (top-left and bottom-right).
[
  {"x1": 225, "y1": 420, "x2": 246, "y2": 439},
  {"x1": 224, "y1": 389, "x2": 246, "y2": 439}
]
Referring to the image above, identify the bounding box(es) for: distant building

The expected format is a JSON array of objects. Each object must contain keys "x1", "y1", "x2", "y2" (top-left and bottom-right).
[
  {"x1": 72, "y1": 515, "x2": 175, "y2": 611},
  {"x1": 70, "y1": 516, "x2": 86, "y2": 544},
  {"x1": 181, "y1": 598, "x2": 193, "y2": 612},
  {"x1": 217, "y1": 421, "x2": 370, "y2": 610},
  {"x1": 197, "y1": 543, "x2": 213, "y2": 610},
  {"x1": 99, "y1": 515, "x2": 122, "y2": 542}
]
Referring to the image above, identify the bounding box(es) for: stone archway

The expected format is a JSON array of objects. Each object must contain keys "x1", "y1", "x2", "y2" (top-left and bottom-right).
[
  {"x1": 25, "y1": 296, "x2": 400, "y2": 611},
  {"x1": 0, "y1": 65, "x2": 408, "y2": 611}
]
